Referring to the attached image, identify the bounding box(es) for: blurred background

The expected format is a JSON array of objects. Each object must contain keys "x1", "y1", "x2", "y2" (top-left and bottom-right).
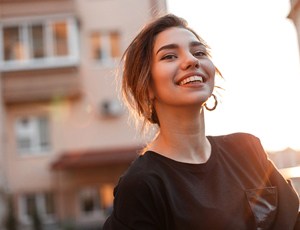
[{"x1": 0, "y1": 0, "x2": 299, "y2": 229}]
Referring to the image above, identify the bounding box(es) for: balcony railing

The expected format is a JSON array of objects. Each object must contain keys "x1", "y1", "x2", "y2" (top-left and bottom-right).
[
  {"x1": 0, "y1": 15, "x2": 79, "y2": 72},
  {"x1": 2, "y1": 66, "x2": 82, "y2": 104}
]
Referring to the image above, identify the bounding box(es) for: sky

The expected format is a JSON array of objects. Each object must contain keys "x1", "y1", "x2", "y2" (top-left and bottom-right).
[{"x1": 166, "y1": 0, "x2": 300, "y2": 151}]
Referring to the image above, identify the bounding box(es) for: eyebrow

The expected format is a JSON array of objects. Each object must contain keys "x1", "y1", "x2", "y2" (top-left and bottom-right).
[{"x1": 156, "y1": 41, "x2": 204, "y2": 55}]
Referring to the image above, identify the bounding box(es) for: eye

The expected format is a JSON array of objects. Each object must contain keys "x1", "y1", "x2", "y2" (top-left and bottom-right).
[
  {"x1": 194, "y1": 51, "x2": 207, "y2": 57},
  {"x1": 161, "y1": 54, "x2": 177, "y2": 60}
]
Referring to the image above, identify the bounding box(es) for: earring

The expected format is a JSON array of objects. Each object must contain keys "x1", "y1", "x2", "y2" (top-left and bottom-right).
[
  {"x1": 145, "y1": 100, "x2": 154, "y2": 121},
  {"x1": 204, "y1": 94, "x2": 218, "y2": 111},
  {"x1": 145, "y1": 99, "x2": 159, "y2": 124}
]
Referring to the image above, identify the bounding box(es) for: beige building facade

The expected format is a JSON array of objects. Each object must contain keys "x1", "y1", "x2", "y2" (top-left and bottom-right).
[
  {"x1": 289, "y1": 0, "x2": 300, "y2": 55},
  {"x1": 277, "y1": 0, "x2": 300, "y2": 199},
  {"x1": 0, "y1": 69, "x2": 6, "y2": 228},
  {"x1": 0, "y1": 0, "x2": 166, "y2": 229}
]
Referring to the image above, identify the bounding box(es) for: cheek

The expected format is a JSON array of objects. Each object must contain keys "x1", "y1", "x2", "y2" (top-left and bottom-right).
[
  {"x1": 151, "y1": 63, "x2": 172, "y2": 85},
  {"x1": 203, "y1": 60, "x2": 216, "y2": 89},
  {"x1": 150, "y1": 65, "x2": 174, "y2": 99},
  {"x1": 150, "y1": 61, "x2": 159, "y2": 81},
  {"x1": 204, "y1": 59, "x2": 216, "y2": 78},
  {"x1": 149, "y1": 65, "x2": 162, "y2": 96}
]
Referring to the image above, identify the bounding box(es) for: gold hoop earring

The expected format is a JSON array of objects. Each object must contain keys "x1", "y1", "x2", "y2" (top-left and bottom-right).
[
  {"x1": 145, "y1": 100, "x2": 159, "y2": 124},
  {"x1": 146, "y1": 103, "x2": 152, "y2": 120},
  {"x1": 145, "y1": 99, "x2": 154, "y2": 121},
  {"x1": 204, "y1": 94, "x2": 218, "y2": 111}
]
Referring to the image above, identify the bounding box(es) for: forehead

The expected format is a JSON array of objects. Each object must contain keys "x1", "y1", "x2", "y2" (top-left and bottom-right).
[{"x1": 153, "y1": 27, "x2": 200, "y2": 51}]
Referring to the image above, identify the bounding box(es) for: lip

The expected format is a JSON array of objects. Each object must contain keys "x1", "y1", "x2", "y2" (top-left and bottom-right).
[{"x1": 176, "y1": 72, "x2": 207, "y2": 85}]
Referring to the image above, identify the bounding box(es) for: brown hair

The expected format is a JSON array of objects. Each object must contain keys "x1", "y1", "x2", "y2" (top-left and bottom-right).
[{"x1": 121, "y1": 14, "x2": 216, "y2": 130}]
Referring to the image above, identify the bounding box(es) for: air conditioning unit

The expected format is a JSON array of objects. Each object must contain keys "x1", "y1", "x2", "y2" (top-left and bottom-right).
[{"x1": 100, "y1": 99, "x2": 123, "y2": 117}]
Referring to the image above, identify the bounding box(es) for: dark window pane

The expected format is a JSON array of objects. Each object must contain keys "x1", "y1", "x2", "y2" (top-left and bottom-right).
[
  {"x1": 44, "y1": 192, "x2": 55, "y2": 215},
  {"x1": 31, "y1": 25, "x2": 45, "y2": 58},
  {"x1": 3, "y1": 26, "x2": 24, "y2": 61},
  {"x1": 38, "y1": 116, "x2": 49, "y2": 148},
  {"x1": 25, "y1": 194, "x2": 36, "y2": 217}
]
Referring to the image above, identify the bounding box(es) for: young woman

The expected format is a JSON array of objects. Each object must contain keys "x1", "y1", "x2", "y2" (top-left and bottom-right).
[{"x1": 103, "y1": 14, "x2": 299, "y2": 230}]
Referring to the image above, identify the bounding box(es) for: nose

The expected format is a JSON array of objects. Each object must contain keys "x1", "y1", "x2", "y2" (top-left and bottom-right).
[{"x1": 181, "y1": 53, "x2": 199, "y2": 70}]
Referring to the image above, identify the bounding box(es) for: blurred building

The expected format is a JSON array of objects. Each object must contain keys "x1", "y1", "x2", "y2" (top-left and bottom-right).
[
  {"x1": 269, "y1": 148, "x2": 300, "y2": 169},
  {"x1": 289, "y1": 0, "x2": 300, "y2": 55},
  {"x1": 268, "y1": 148, "x2": 300, "y2": 198},
  {"x1": 0, "y1": 72, "x2": 6, "y2": 228},
  {"x1": 273, "y1": 0, "x2": 300, "y2": 199},
  {"x1": 0, "y1": 0, "x2": 166, "y2": 229}
]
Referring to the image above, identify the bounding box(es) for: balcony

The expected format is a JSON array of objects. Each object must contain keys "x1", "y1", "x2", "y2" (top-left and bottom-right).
[
  {"x1": 0, "y1": 14, "x2": 81, "y2": 103},
  {"x1": 0, "y1": 16, "x2": 79, "y2": 71},
  {"x1": 0, "y1": 0, "x2": 75, "y2": 19},
  {"x1": 2, "y1": 66, "x2": 81, "y2": 104},
  {"x1": 0, "y1": 0, "x2": 69, "y2": 1}
]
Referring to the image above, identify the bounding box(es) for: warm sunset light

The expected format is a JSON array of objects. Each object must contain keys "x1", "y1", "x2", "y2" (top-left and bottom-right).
[
  {"x1": 280, "y1": 166, "x2": 300, "y2": 179},
  {"x1": 167, "y1": 0, "x2": 300, "y2": 151}
]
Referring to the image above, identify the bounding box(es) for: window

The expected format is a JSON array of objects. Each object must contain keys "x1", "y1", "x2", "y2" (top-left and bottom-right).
[
  {"x1": 44, "y1": 192, "x2": 55, "y2": 216},
  {"x1": 99, "y1": 184, "x2": 114, "y2": 210},
  {"x1": 19, "y1": 192, "x2": 56, "y2": 224},
  {"x1": 90, "y1": 31, "x2": 120, "y2": 64},
  {"x1": 52, "y1": 22, "x2": 68, "y2": 56},
  {"x1": 3, "y1": 26, "x2": 25, "y2": 61},
  {"x1": 79, "y1": 187, "x2": 101, "y2": 216},
  {"x1": 78, "y1": 184, "x2": 114, "y2": 218},
  {"x1": 24, "y1": 194, "x2": 35, "y2": 218},
  {"x1": 15, "y1": 115, "x2": 50, "y2": 155},
  {"x1": 30, "y1": 24, "x2": 45, "y2": 58},
  {"x1": 0, "y1": 16, "x2": 79, "y2": 71}
]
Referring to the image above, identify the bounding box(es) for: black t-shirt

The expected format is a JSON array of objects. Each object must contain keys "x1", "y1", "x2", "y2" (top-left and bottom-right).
[{"x1": 103, "y1": 133, "x2": 299, "y2": 230}]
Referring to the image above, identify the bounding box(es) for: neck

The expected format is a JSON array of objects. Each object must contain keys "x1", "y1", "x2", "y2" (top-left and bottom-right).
[{"x1": 149, "y1": 108, "x2": 211, "y2": 164}]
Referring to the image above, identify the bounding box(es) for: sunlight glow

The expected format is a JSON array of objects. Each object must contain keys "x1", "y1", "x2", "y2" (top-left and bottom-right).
[
  {"x1": 280, "y1": 166, "x2": 300, "y2": 179},
  {"x1": 167, "y1": 0, "x2": 300, "y2": 151}
]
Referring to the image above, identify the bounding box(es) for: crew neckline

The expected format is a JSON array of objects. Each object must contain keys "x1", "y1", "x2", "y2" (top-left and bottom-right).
[{"x1": 144, "y1": 136, "x2": 218, "y2": 173}]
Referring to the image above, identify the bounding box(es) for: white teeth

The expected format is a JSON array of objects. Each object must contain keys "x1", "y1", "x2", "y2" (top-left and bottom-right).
[{"x1": 179, "y1": 76, "x2": 203, "y2": 85}]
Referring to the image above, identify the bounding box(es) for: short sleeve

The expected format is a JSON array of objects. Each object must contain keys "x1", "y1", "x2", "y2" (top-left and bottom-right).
[
  {"x1": 102, "y1": 171, "x2": 164, "y2": 230},
  {"x1": 248, "y1": 134, "x2": 299, "y2": 229},
  {"x1": 220, "y1": 133, "x2": 299, "y2": 229}
]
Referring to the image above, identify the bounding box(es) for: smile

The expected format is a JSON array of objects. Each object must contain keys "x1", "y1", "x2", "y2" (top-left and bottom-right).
[{"x1": 178, "y1": 76, "x2": 204, "y2": 86}]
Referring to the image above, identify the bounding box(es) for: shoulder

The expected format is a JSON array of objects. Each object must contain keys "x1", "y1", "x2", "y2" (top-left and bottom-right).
[
  {"x1": 209, "y1": 132, "x2": 262, "y2": 150},
  {"x1": 209, "y1": 132, "x2": 266, "y2": 162},
  {"x1": 211, "y1": 132, "x2": 259, "y2": 144},
  {"x1": 114, "y1": 152, "x2": 164, "y2": 196},
  {"x1": 107, "y1": 153, "x2": 167, "y2": 229}
]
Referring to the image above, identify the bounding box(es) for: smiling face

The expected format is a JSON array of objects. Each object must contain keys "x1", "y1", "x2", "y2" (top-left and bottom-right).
[{"x1": 150, "y1": 27, "x2": 216, "y2": 111}]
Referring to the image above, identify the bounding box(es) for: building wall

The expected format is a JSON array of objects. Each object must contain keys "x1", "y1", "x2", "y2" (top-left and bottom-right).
[
  {"x1": 0, "y1": 0, "x2": 75, "y2": 18},
  {"x1": 0, "y1": 70, "x2": 7, "y2": 229},
  {"x1": 289, "y1": 0, "x2": 300, "y2": 56},
  {"x1": 0, "y1": 0, "x2": 166, "y2": 228}
]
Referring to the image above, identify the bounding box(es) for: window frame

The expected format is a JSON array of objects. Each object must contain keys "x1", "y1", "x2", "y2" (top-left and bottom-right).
[
  {"x1": 0, "y1": 15, "x2": 79, "y2": 72},
  {"x1": 90, "y1": 30, "x2": 121, "y2": 65},
  {"x1": 78, "y1": 186, "x2": 102, "y2": 218},
  {"x1": 14, "y1": 115, "x2": 51, "y2": 156},
  {"x1": 18, "y1": 192, "x2": 56, "y2": 225},
  {"x1": 77, "y1": 184, "x2": 115, "y2": 223}
]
